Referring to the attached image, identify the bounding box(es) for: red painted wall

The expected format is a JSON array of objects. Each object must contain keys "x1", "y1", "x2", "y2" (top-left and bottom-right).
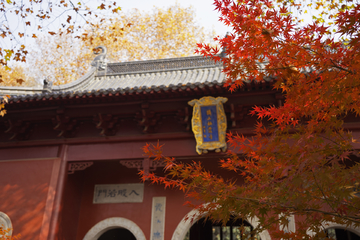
[
  {"x1": 0, "y1": 159, "x2": 54, "y2": 239},
  {"x1": 0, "y1": 146, "x2": 59, "y2": 161},
  {"x1": 71, "y1": 160, "x2": 192, "y2": 240},
  {"x1": 57, "y1": 170, "x2": 85, "y2": 240},
  {"x1": 61, "y1": 154, "x2": 243, "y2": 240}
]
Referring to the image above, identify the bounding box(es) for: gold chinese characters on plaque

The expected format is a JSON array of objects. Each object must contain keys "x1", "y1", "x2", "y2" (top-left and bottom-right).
[{"x1": 188, "y1": 96, "x2": 228, "y2": 154}]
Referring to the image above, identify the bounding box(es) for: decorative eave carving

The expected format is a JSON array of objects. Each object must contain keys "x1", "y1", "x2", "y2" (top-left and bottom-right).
[
  {"x1": 120, "y1": 158, "x2": 166, "y2": 175},
  {"x1": 119, "y1": 160, "x2": 143, "y2": 170},
  {"x1": 68, "y1": 162, "x2": 93, "y2": 174},
  {"x1": 52, "y1": 109, "x2": 79, "y2": 138},
  {"x1": 4, "y1": 119, "x2": 32, "y2": 140},
  {"x1": 275, "y1": 93, "x2": 285, "y2": 107},
  {"x1": 135, "y1": 102, "x2": 161, "y2": 133},
  {"x1": 227, "y1": 104, "x2": 249, "y2": 128},
  {"x1": 176, "y1": 106, "x2": 191, "y2": 131},
  {"x1": 94, "y1": 113, "x2": 119, "y2": 136}
]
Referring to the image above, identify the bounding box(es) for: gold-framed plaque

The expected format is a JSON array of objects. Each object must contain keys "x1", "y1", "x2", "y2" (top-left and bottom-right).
[{"x1": 188, "y1": 96, "x2": 228, "y2": 155}]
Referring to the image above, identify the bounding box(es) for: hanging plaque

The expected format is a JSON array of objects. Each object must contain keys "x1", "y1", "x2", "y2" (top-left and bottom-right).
[{"x1": 188, "y1": 96, "x2": 228, "y2": 154}]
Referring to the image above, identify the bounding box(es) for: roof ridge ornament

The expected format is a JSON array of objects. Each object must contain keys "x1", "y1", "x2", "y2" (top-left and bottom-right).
[
  {"x1": 91, "y1": 46, "x2": 107, "y2": 71},
  {"x1": 42, "y1": 78, "x2": 53, "y2": 93},
  {"x1": 220, "y1": 32, "x2": 230, "y2": 58}
]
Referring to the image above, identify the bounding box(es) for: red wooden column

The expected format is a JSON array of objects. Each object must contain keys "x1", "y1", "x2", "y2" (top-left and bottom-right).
[{"x1": 47, "y1": 144, "x2": 68, "y2": 240}]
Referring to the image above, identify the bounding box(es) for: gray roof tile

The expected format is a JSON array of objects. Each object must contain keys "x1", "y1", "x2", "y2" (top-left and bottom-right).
[{"x1": 0, "y1": 55, "x2": 269, "y2": 102}]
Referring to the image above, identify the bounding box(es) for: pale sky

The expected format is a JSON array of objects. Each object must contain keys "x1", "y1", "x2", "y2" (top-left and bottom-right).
[
  {"x1": 2, "y1": 0, "x2": 231, "y2": 51},
  {"x1": 118, "y1": 0, "x2": 231, "y2": 37}
]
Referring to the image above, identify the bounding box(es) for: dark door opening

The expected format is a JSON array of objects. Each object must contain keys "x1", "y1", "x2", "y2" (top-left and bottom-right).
[
  {"x1": 98, "y1": 228, "x2": 136, "y2": 240},
  {"x1": 326, "y1": 228, "x2": 360, "y2": 240},
  {"x1": 185, "y1": 217, "x2": 260, "y2": 240}
]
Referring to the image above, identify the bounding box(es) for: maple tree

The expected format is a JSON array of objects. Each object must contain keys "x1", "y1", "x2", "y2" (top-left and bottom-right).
[
  {"x1": 141, "y1": 0, "x2": 360, "y2": 239},
  {"x1": 23, "y1": 4, "x2": 215, "y2": 84}
]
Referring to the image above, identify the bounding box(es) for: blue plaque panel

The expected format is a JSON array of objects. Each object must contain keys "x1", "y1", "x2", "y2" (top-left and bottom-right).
[
  {"x1": 200, "y1": 105, "x2": 219, "y2": 142},
  {"x1": 189, "y1": 96, "x2": 228, "y2": 154}
]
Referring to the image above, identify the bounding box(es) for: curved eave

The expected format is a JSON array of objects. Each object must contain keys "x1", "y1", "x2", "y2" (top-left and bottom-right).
[
  {"x1": 6, "y1": 79, "x2": 275, "y2": 110},
  {"x1": 8, "y1": 80, "x2": 225, "y2": 102},
  {"x1": 50, "y1": 67, "x2": 97, "y2": 92},
  {"x1": 1, "y1": 55, "x2": 276, "y2": 108},
  {"x1": 0, "y1": 67, "x2": 97, "y2": 96},
  {"x1": 0, "y1": 86, "x2": 43, "y2": 96}
]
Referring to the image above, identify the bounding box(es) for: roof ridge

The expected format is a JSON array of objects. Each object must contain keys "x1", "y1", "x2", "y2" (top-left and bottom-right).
[
  {"x1": 51, "y1": 68, "x2": 96, "y2": 92},
  {"x1": 1, "y1": 56, "x2": 227, "y2": 99},
  {"x1": 104, "y1": 55, "x2": 221, "y2": 75}
]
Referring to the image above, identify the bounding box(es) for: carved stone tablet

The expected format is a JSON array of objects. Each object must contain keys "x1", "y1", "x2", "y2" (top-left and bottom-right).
[{"x1": 93, "y1": 183, "x2": 144, "y2": 204}]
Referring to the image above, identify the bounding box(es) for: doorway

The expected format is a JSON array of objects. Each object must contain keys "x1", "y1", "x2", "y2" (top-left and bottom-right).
[
  {"x1": 184, "y1": 217, "x2": 260, "y2": 240},
  {"x1": 326, "y1": 228, "x2": 360, "y2": 240},
  {"x1": 98, "y1": 228, "x2": 136, "y2": 240}
]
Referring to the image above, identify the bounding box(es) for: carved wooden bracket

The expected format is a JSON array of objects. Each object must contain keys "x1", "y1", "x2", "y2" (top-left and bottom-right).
[
  {"x1": 52, "y1": 110, "x2": 79, "y2": 138},
  {"x1": 176, "y1": 106, "x2": 191, "y2": 131},
  {"x1": 135, "y1": 102, "x2": 161, "y2": 133},
  {"x1": 227, "y1": 104, "x2": 249, "y2": 128},
  {"x1": 5, "y1": 119, "x2": 32, "y2": 140},
  {"x1": 93, "y1": 113, "x2": 119, "y2": 136},
  {"x1": 119, "y1": 158, "x2": 166, "y2": 175},
  {"x1": 68, "y1": 162, "x2": 93, "y2": 174},
  {"x1": 275, "y1": 93, "x2": 285, "y2": 107}
]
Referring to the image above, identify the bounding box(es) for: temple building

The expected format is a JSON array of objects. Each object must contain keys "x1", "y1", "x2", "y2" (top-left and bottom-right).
[{"x1": 0, "y1": 50, "x2": 359, "y2": 240}]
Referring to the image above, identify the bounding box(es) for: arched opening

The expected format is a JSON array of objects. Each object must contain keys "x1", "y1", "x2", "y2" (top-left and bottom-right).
[
  {"x1": 0, "y1": 212, "x2": 12, "y2": 237},
  {"x1": 98, "y1": 227, "x2": 136, "y2": 240},
  {"x1": 171, "y1": 208, "x2": 271, "y2": 240},
  {"x1": 83, "y1": 217, "x2": 146, "y2": 240},
  {"x1": 184, "y1": 217, "x2": 260, "y2": 240},
  {"x1": 326, "y1": 228, "x2": 360, "y2": 240}
]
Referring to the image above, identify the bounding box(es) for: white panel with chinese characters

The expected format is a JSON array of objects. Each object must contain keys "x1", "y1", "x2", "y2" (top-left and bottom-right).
[
  {"x1": 151, "y1": 197, "x2": 166, "y2": 240},
  {"x1": 93, "y1": 183, "x2": 144, "y2": 204}
]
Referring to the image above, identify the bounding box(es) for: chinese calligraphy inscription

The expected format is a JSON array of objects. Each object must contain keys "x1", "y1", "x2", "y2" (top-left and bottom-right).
[
  {"x1": 93, "y1": 183, "x2": 144, "y2": 204},
  {"x1": 151, "y1": 197, "x2": 166, "y2": 240},
  {"x1": 189, "y1": 96, "x2": 228, "y2": 154},
  {"x1": 200, "y1": 105, "x2": 219, "y2": 142}
]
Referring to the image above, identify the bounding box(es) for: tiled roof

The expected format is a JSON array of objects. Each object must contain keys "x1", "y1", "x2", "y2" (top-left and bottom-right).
[{"x1": 0, "y1": 55, "x2": 226, "y2": 101}]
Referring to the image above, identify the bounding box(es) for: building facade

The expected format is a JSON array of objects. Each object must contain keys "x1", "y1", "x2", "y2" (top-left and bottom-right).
[{"x1": 0, "y1": 54, "x2": 359, "y2": 240}]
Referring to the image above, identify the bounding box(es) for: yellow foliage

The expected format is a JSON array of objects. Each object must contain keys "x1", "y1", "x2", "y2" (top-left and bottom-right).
[
  {"x1": 25, "y1": 33, "x2": 91, "y2": 85},
  {"x1": 0, "y1": 65, "x2": 37, "y2": 87},
  {"x1": 81, "y1": 3, "x2": 216, "y2": 62},
  {"x1": 18, "y1": 4, "x2": 215, "y2": 85},
  {"x1": 278, "y1": 0, "x2": 355, "y2": 27}
]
